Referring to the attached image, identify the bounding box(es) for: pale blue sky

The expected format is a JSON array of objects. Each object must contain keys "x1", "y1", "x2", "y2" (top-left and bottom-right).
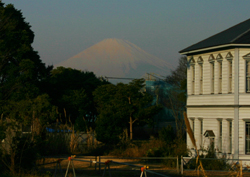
[{"x1": 3, "y1": 0, "x2": 250, "y2": 69}]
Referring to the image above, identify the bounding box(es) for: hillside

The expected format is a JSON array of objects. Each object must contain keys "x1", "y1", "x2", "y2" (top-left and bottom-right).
[{"x1": 56, "y1": 38, "x2": 172, "y2": 82}]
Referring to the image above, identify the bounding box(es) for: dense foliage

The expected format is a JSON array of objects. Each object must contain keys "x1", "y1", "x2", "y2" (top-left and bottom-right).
[
  {"x1": 0, "y1": 1, "x2": 54, "y2": 125},
  {"x1": 43, "y1": 67, "x2": 109, "y2": 130},
  {"x1": 185, "y1": 143, "x2": 230, "y2": 170},
  {"x1": 0, "y1": 1, "x2": 186, "y2": 175},
  {"x1": 0, "y1": 1, "x2": 56, "y2": 173},
  {"x1": 93, "y1": 79, "x2": 162, "y2": 144},
  {"x1": 163, "y1": 56, "x2": 187, "y2": 138}
]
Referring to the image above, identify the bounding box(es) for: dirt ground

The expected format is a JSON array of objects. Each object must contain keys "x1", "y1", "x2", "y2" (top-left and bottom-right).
[{"x1": 36, "y1": 157, "x2": 250, "y2": 177}]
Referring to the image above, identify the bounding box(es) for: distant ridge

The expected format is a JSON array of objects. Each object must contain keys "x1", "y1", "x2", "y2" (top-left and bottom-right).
[{"x1": 56, "y1": 38, "x2": 172, "y2": 82}]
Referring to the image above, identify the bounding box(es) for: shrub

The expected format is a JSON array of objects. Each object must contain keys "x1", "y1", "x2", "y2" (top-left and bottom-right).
[
  {"x1": 42, "y1": 132, "x2": 71, "y2": 155},
  {"x1": 159, "y1": 125, "x2": 175, "y2": 144},
  {"x1": 185, "y1": 143, "x2": 230, "y2": 170},
  {"x1": 0, "y1": 134, "x2": 42, "y2": 173},
  {"x1": 95, "y1": 108, "x2": 124, "y2": 145}
]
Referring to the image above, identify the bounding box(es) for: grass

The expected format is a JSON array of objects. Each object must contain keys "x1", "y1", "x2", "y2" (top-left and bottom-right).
[{"x1": 1, "y1": 123, "x2": 188, "y2": 176}]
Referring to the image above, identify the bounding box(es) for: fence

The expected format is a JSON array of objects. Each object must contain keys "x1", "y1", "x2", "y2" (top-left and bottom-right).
[
  {"x1": 38, "y1": 156, "x2": 179, "y2": 177},
  {"x1": 38, "y1": 155, "x2": 250, "y2": 176},
  {"x1": 65, "y1": 156, "x2": 177, "y2": 177},
  {"x1": 180, "y1": 156, "x2": 250, "y2": 176}
]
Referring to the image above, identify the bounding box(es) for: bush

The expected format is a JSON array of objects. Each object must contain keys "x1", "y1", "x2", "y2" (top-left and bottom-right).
[
  {"x1": 185, "y1": 143, "x2": 230, "y2": 170},
  {"x1": 87, "y1": 143, "x2": 114, "y2": 156},
  {"x1": 74, "y1": 117, "x2": 87, "y2": 132},
  {"x1": 0, "y1": 134, "x2": 42, "y2": 173},
  {"x1": 159, "y1": 125, "x2": 175, "y2": 144},
  {"x1": 95, "y1": 107, "x2": 124, "y2": 145},
  {"x1": 43, "y1": 132, "x2": 71, "y2": 155}
]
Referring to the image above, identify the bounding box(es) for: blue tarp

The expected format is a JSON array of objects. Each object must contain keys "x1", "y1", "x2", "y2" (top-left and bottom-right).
[{"x1": 46, "y1": 127, "x2": 75, "y2": 133}]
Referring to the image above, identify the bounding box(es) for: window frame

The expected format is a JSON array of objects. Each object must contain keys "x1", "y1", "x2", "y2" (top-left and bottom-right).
[
  {"x1": 228, "y1": 60, "x2": 233, "y2": 93},
  {"x1": 217, "y1": 119, "x2": 223, "y2": 152},
  {"x1": 226, "y1": 52, "x2": 233, "y2": 93},
  {"x1": 209, "y1": 55, "x2": 215, "y2": 94},
  {"x1": 243, "y1": 119, "x2": 250, "y2": 154},
  {"x1": 243, "y1": 53, "x2": 250, "y2": 93},
  {"x1": 246, "y1": 60, "x2": 250, "y2": 93},
  {"x1": 198, "y1": 118, "x2": 203, "y2": 147},
  {"x1": 216, "y1": 54, "x2": 223, "y2": 94},
  {"x1": 229, "y1": 121, "x2": 232, "y2": 153},
  {"x1": 218, "y1": 61, "x2": 222, "y2": 93},
  {"x1": 189, "y1": 57, "x2": 195, "y2": 95},
  {"x1": 198, "y1": 57, "x2": 203, "y2": 94},
  {"x1": 246, "y1": 122, "x2": 250, "y2": 154}
]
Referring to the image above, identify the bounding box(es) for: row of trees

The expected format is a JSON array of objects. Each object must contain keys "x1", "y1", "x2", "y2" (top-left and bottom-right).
[
  {"x1": 0, "y1": 0, "x2": 188, "y2": 141},
  {"x1": 94, "y1": 79, "x2": 162, "y2": 144},
  {"x1": 0, "y1": 1, "x2": 108, "y2": 134},
  {"x1": 0, "y1": 0, "x2": 164, "y2": 145},
  {"x1": 0, "y1": 2, "x2": 53, "y2": 135},
  {"x1": 0, "y1": 1, "x2": 187, "y2": 173},
  {"x1": 0, "y1": 2, "x2": 110, "y2": 172},
  {"x1": 165, "y1": 56, "x2": 187, "y2": 138}
]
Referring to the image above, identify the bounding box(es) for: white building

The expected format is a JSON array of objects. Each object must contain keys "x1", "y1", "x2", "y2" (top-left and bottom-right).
[{"x1": 179, "y1": 18, "x2": 250, "y2": 159}]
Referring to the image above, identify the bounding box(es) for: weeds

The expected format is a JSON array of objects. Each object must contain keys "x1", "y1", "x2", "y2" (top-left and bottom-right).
[{"x1": 185, "y1": 143, "x2": 230, "y2": 171}]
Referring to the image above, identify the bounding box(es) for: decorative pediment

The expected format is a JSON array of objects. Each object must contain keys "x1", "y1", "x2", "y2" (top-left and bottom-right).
[
  {"x1": 216, "y1": 54, "x2": 223, "y2": 61},
  {"x1": 243, "y1": 53, "x2": 250, "y2": 60},
  {"x1": 189, "y1": 56, "x2": 195, "y2": 65},
  {"x1": 197, "y1": 56, "x2": 203, "y2": 64},
  {"x1": 226, "y1": 52, "x2": 233, "y2": 60},
  {"x1": 208, "y1": 54, "x2": 215, "y2": 62},
  {"x1": 204, "y1": 130, "x2": 215, "y2": 138}
]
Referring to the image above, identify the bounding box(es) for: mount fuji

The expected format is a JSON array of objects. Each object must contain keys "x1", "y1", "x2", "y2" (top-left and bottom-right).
[{"x1": 56, "y1": 38, "x2": 172, "y2": 82}]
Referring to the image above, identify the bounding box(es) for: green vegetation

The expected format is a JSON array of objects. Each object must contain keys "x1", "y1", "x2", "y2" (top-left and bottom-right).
[
  {"x1": 0, "y1": 1, "x2": 189, "y2": 176},
  {"x1": 164, "y1": 56, "x2": 187, "y2": 139},
  {"x1": 93, "y1": 79, "x2": 162, "y2": 144},
  {"x1": 43, "y1": 67, "x2": 109, "y2": 128},
  {"x1": 0, "y1": 0, "x2": 238, "y2": 177},
  {"x1": 185, "y1": 143, "x2": 230, "y2": 170}
]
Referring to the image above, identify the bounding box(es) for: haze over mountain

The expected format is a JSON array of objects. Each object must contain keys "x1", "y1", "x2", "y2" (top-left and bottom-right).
[{"x1": 56, "y1": 38, "x2": 172, "y2": 82}]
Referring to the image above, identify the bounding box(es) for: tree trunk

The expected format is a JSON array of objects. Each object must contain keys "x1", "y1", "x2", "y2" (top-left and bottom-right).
[
  {"x1": 124, "y1": 128, "x2": 128, "y2": 140},
  {"x1": 129, "y1": 116, "x2": 133, "y2": 140},
  {"x1": 10, "y1": 150, "x2": 15, "y2": 173}
]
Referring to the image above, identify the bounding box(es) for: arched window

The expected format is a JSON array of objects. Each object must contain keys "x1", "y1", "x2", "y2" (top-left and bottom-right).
[
  {"x1": 199, "y1": 118, "x2": 203, "y2": 147},
  {"x1": 209, "y1": 54, "x2": 215, "y2": 94},
  {"x1": 197, "y1": 57, "x2": 203, "y2": 94},
  {"x1": 217, "y1": 119, "x2": 223, "y2": 152},
  {"x1": 189, "y1": 57, "x2": 195, "y2": 95},
  {"x1": 243, "y1": 53, "x2": 250, "y2": 92},
  {"x1": 227, "y1": 119, "x2": 232, "y2": 153},
  {"x1": 216, "y1": 54, "x2": 223, "y2": 93},
  {"x1": 226, "y1": 52, "x2": 233, "y2": 93}
]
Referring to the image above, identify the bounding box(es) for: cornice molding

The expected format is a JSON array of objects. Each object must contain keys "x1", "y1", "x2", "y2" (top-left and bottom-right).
[{"x1": 180, "y1": 44, "x2": 250, "y2": 55}]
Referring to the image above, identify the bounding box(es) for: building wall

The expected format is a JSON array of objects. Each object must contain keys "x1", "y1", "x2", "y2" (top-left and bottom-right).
[
  {"x1": 187, "y1": 108, "x2": 250, "y2": 155},
  {"x1": 186, "y1": 48, "x2": 250, "y2": 157},
  {"x1": 187, "y1": 107, "x2": 234, "y2": 153},
  {"x1": 187, "y1": 94, "x2": 234, "y2": 106},
  {"x1": 187, "y1": 49, "x2": 235, "y2": 96}
]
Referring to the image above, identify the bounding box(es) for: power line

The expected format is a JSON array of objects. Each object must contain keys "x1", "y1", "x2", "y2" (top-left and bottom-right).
[
  {"x1": 104, "y1": 76, "x2": 139, "y2": 80},
  {"x1": 146, "y1": 73, "x2": 166, "y2": 81}
]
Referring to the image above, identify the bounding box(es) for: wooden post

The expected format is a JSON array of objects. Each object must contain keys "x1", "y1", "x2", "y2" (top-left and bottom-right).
[
  {"x1": 99, "y1": 156, "x2": 101, "y2": 173},
  {"x1": 240, "y1": 160, "x2": 242, "y2": 177},
  {"x1": 95, "y1": 156, "x2": 97, "y2": 171},
  {"x1": 181, "y1": 156, "x2": 183, "y2": 175},
  {"x1": 177, "y1": 156, "x2": 179, "y2": 174}
]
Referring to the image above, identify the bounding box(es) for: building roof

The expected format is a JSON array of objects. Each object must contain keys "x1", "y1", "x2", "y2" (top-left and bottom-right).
[{"x1": 180, "y1": 18, "x2": 250, "y2": 54}]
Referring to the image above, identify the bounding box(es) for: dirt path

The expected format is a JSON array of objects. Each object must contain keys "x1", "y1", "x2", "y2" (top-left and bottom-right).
[{"x1": 38, "y1": 156, "x2": 250, "y2": 177}]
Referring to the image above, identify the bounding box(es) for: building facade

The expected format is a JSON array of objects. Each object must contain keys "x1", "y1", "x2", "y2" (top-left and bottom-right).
[{"x1": 180, "y1": 18, "x2": 250, "y2": 159}]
